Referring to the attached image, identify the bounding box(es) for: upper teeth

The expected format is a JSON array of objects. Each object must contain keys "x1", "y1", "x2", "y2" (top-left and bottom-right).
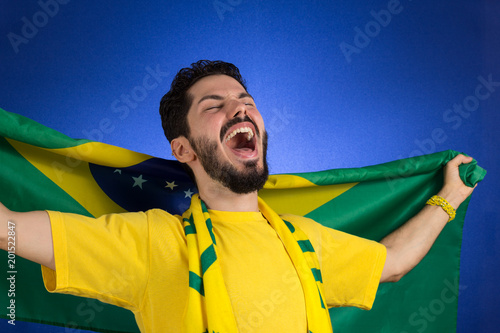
[{"x1": 225, "y1": 126, "x2": 254, "y2": 142}]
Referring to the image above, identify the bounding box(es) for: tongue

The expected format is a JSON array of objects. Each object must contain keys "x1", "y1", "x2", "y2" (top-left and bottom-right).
[
  {"x1": 235, "y1": 147, "x2": 253, "y2": 152},
  {"x1": 231, "y1": 146, "x2": 256, "y2": 159},
  {"x1": 227, "y1": 133, "x2": 256, "y2": 158}
]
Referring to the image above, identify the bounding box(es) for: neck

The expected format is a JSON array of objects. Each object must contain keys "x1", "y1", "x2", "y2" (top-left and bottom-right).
[{"x1": 197, "y1": 183, "x2": 259, "y2": 212}]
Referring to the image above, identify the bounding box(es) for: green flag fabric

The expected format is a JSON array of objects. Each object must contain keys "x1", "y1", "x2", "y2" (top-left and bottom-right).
[{"x1": 0, "y1": 108, "x2": 485, "y2": 332}]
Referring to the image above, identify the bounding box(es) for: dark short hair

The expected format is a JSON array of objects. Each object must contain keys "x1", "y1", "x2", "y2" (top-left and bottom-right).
[{"x1": 159, "y1": 60, "x2": 247, "y2": 143}]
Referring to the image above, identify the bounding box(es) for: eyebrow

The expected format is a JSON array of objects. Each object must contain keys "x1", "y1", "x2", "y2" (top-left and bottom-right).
[{"x1": 197, "y1": 92, "x2": 253, "y2": 105}]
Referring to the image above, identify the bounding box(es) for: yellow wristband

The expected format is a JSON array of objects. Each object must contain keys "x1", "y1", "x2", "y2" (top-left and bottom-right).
[{"x1": 426, "y1": 195, "x2": 456, "y2": 222}]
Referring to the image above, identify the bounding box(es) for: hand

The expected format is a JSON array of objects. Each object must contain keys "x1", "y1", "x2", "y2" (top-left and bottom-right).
[{"x1": 437, "y1": 154, "x2": 476, "y2": 209}]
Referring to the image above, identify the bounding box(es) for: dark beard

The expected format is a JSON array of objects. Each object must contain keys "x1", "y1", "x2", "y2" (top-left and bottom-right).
[{"x1": 189, "y1": 132, "x2": 269, "y2": 194}]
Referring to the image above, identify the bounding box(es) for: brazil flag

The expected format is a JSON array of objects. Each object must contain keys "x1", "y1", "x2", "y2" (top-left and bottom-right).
[{"x1": 0, "y1": 108, "x2": 485, "y2": 332}]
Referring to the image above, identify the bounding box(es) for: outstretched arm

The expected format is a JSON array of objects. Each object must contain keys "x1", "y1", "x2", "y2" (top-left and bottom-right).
[
  {"x1": 380, "y1": 154, "x2": 476, "y2": 283},
  {"x1": 0, "y1": 204, "x2": 55, "y2": 270}
]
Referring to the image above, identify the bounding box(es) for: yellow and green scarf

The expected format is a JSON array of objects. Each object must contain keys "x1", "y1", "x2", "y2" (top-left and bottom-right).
[{"x1": 182, "y1": 194, "x2": 332, "y2": 333}]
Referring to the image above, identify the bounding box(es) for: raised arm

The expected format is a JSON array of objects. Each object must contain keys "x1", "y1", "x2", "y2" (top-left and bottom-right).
[
  {"x1": 380, "y1": 154, "x2": 476, "y2": 283},
  {"x1": 0, "y1": 203, "x2": 55, "y2": 270}
]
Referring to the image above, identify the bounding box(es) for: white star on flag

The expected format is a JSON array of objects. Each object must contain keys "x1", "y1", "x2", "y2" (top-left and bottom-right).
[
  {"x1": 184, "y1": 189, "x2": 194, "y2": 198},
  {"x1": 132, "y1": 175, "x2": 147, "y2": 189}
]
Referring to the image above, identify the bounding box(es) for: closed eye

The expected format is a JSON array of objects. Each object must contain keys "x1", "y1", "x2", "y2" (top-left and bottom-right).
[
  {"x1": 243, "y1": 98, "x2": 255, "y2": 107},
  {"x1": 205, "y1": 105, "x2": 222, "y2": 111}
]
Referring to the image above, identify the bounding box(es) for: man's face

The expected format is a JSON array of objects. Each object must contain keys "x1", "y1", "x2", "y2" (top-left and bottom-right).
[{"x1": 185, "y1": 75, "x2": 268, "y2": 193}]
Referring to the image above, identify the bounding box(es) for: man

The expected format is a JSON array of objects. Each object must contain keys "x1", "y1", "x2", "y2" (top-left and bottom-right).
[{"x1": 0, "y1": 60, "x2": 475, "y2": 332}]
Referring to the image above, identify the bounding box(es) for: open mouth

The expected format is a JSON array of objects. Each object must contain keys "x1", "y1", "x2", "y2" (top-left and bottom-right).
[{"x1": 224, "y1": 125, "x2": 257, "y2": 158}]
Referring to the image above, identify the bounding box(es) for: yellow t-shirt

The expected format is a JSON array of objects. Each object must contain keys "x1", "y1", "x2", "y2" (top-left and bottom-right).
[{"x1": 42, "y1": 208, "x2": 386, "y2": 333}]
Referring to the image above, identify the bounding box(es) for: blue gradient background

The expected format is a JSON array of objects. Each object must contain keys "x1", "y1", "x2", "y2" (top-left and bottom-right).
[{"x1": 1, "y1": 0, "x2": 499, "y2": 332}]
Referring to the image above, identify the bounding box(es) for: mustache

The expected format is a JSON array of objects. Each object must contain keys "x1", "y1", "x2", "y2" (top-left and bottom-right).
[{"x1": 219, "y1": 115, "x2": 260, "y2": 142}]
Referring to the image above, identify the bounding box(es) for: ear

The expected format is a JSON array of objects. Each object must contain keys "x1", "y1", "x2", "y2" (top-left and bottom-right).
[{"x1": 171, "y1": 136, "x2": 196, "y2": 163}]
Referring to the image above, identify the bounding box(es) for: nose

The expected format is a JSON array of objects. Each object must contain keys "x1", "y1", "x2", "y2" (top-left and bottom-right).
[{"x1": 228, "y1": 100, "x2": 247, "y2": 119}]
